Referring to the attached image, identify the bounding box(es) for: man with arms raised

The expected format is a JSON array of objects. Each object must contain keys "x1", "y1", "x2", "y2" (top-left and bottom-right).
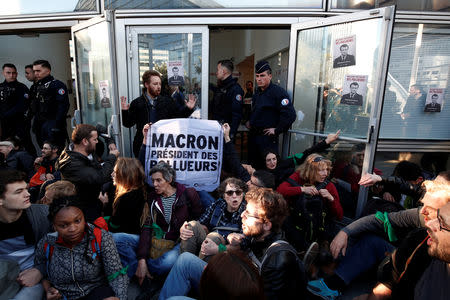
[
  {"x1": 121, "y1": 70, "x2": 196, "y2": 157},
  {"x1": 0, "y1": 170, "x2": 50, "y2": 299}
]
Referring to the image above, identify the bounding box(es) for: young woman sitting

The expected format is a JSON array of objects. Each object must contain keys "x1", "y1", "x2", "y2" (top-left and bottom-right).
[{"x1": 34, "y1": 195, "x2": 128, "y2": 300}]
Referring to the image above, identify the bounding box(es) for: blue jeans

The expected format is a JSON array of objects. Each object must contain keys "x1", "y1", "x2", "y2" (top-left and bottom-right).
[
  {"x1": 112, "y1": 232, "x2": 181, "y2": 278},
  {"x1": 158, "y1": 252, "x2": 207, "y2": 300},
  {"x1": 11, "y1": 283, "x2": 44, "y2": 300},
  {"x1": 335, "y1": 234, "x2": 395, "y2": 284}
]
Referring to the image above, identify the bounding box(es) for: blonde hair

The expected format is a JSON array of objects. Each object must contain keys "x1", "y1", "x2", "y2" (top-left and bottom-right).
[
  {"x1": 41, "y1": 180, "x2": 76, "y2": 204},
  {"x1": 113, "y1": 158, "x2": 146, "y2": 215},
  {"x1": 423, "y1": 180, "x2": 450, "y2": 204},
  {"x1": 297, "y1": 153, "x2": 332, "y2": 184}
]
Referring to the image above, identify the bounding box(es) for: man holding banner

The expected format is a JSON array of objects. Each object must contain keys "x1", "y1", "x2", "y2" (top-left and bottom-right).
[{"x1": 121, "y1": 70, "x2": 196, "y2": 157}]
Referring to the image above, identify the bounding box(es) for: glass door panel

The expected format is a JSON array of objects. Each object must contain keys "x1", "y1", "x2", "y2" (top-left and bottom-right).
[
  {"x1": 287, "y1": 7, "x2": 395, "y2": 217},
  {"x1": 129, "y1": 26, "x2": 209, "y2": 119},
  {"x1": 73, "y1": 21, "x2": 114, "y2": 127},
  {"x1": 291, "y1": 17, "x2": 384, "y2": 140}
]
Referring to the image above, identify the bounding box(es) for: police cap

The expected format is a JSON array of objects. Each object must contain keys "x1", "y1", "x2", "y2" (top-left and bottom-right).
[{"x1": 255, "y1": 60, "x2": 271, "y2": 74}]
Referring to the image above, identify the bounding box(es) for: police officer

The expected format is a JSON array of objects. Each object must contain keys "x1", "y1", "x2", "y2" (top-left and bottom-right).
[
  {"x1": 248, "y1": 60, "x2": 296, "y2": 169},
  {"x1": 32, "y1": 60, "x2": 70, "y2": 148},
  {"x1": 0, "y1": 63, "x2": 29, "y2": 141},
  {"x1": 211, "y1": 59, "x2": 243, "y2": 138}
]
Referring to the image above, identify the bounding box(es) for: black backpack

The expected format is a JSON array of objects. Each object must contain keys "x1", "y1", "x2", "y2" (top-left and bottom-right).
[{"x1": 283, "y1": 178, "x2": 329, "y2": 251}]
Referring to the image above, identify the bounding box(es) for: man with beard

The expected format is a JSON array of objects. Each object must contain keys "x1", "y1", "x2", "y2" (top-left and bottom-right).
[
  {"x1": 325, "y1": 174, "x2": 450, "y2": 300},
  {"x1": 121, "y1": 70, "x2": 196, "y2": 157},
  {"x1": 158, "y1": 188, "x2": 306, "y2": 300},
  {"x1": 56, "y1": 124, "x2": 119, "y2": 221}
]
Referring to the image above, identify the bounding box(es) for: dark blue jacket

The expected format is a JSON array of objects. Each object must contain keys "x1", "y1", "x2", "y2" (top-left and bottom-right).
[
  {"x1": 211, "y1": 75, "x2": 244, "y2": 137},
  {"x1": 250, "y1": 82, "x2": 296, "y2": 135},
  {"x1": 34, "y1": 75, "x2": 69, "y2": 129}
]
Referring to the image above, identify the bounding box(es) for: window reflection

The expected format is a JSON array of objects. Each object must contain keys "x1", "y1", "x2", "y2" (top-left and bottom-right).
[
  {"x1": 379, "y1": 24, "x2": 450, "y2": 140},
  {"x1": 330, "y1": 0, "x2": 449, "y2": 12},
  {"x1": 105, "y1": 0, "x2": 323, "y2": 9},
  {"x1": 1, "y1": 0, "x2": 97, "y2": 16}
]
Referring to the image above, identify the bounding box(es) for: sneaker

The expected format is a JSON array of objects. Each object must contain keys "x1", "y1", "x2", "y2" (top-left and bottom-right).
[
  {"x1": 307, "y1": 278, "x2": 340, "y2": 300},
  {"x1": 303, "y1": 242, "x2": 319, "y2": 273}
]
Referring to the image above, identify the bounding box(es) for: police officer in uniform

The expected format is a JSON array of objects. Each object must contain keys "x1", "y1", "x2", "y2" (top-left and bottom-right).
[
  {"x1": 0, "y1": 63, "x2": 29, "y2": 141},
  {"x1": 248, "y1": 60, "x2": 296, "y2": 169},
  {"x1": 32, "y1": 60, "x2": 70, "y2": 148},
  {"x1": 211, "y1": 59, "x2": 244, "y2": 138}
]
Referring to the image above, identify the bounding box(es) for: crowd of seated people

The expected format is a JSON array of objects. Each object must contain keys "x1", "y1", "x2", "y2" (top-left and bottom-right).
[{"x1": 0, "y1": 118, "x2": 449, "y2": 300}]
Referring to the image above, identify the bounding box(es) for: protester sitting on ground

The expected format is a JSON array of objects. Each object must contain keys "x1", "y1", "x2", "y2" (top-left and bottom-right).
[
  {"x1": 179, "y1": 177, "x2": 247, "y2": 260},
  {"x1": 168, "y1": 250, "x2": 265, "y2": 300},
  {"x1": 114, "y1": 160, "x2": 202, "y2": 286},
  {"x1": 29, "y1": 140, "x2": 60, "y2": 203},
  {"x1": 34, "y1": 195, "x2": 128, "y2": 300},
  {"x1": 39, "y1": 180, "x2": 76, "y2": 205},
  {"x1": 0, "y1": 169, "x2": 51, "y2": 300},
  {"x1": 0, "y1": 140, "x2": 34, "y2": 179},
  {"x1": 263, "y1": 130, "x2": 340, "y2": 187},
  {"x1": 306, "y1": 172, "x2": 450, "y2": 299},
  {"x1": 99, "y1": 157, "x2": 147, "y2": 235},
  {"x1": 158, "y1": 188, "x2": 307, "y2": 300},
  {"x1": 277, "y1": 153, "x2": 343, "y2": 251},
  {"x1": 359, "y1": 162, "x2": 426, "y2": 212},
  {"x1": 221, "y1": 123, "x2": 276, "y2": 189},
  {"x1": 353, "y1": 187, "x2": 450, "y2": 300},
  {"x1": 56, "y1": 124, "x2": 119, "y2": 222}
]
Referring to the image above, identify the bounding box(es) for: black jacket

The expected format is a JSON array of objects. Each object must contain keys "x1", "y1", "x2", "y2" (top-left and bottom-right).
[
  {"x1": 6, "y1": 150, "x2": 35, "y2": 180},
  {"x1": 122, "y1": 93, "x2": 194, "y2": 157},
  {"x1": 245, "y1": 232, "x2": 307, "y2": 299},
  {"x1": 56, "y1": 147, "x2": 117, "y2": 221},
  {"x1": 211, "y1": 75, "x2": 244, "y2": 137}
]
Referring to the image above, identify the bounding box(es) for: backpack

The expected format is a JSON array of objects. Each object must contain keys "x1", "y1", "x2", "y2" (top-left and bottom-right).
[
  {"x1": 209, "y1": 203, "x2": 241, "y2": 237},
  {"x1": 44, "y1": 217, "x2": 108, "y2": 273},
  {"x1": 283, "y1": 178, "x2": 329, "y2": 250},
  {"x1": 249, "y1": 240, "x2": 307, "y2": 294}
]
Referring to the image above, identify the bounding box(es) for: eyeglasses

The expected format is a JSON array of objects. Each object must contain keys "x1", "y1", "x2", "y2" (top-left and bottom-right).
[
  {"x1": 437, "y1": 209, "x2": 450, "y2": 232},
  {"x1": 313, "y1": 156, "x2": 324, "y2": 162},
  {"x1": 225, "y1": 190, "x2": 243, "y2": 197},
  {"x1": 242, "y1": 209, "x2": 262, "y2": 220}
]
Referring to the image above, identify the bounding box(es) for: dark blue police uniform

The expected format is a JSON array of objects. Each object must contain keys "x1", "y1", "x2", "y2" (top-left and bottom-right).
[
  {"x1": 33, "y1": 75, "x2": 69, "y2": 147},
  {"x1": 0, "y1": 80, "x2": 29, "y2": 140},
  {"x1": 249, "y1": 82, "x2": 296, "y2": 168},
  {"x1": 211, "y1": 75, "x2": 244, "y2": 137}
]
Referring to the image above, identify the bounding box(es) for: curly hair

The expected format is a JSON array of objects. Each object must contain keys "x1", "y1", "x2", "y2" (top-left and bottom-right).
[
  {"x1": 297, "y1": 153, "x2": 332, "y2": 184},
  {"x1": 48, "y1": 195, "x2": 84, "y2": 222},
  {"x1": 149, "y1": 161, "x2": 176, "y2": 187},
  {"x1": 217, "y1": 177, "x2": 248, "y2": 198},
  {"x1": 245, "y1": 188, "x2": 288, "y2": 232}
]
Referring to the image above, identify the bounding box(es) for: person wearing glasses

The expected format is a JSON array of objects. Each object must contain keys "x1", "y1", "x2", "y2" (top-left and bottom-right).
[
  {"x1": 158, "y1": 188, "x2": 307, "y2": 300},
  {"x1": 307, "y1": 172, "x2": 450, "y2": 299},
  {"x1": 351, "y1": 186, "x2": 450, "y2": 300},
  {"x1": 179, "y1": 177, "x2": 248, "y2": 261}
]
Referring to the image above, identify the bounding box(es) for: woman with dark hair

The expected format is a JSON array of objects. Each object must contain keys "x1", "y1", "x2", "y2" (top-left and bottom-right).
[
  {"x1": 132, "y1": 161, "x2": 202, "y2": 284},
  {"x1": 180, "y1": 177, "x2": 248, "y2": 260},
  {"x1": 103, "y1": 157, "x2": 146, "y2": 234},
  {"x1": 263, "y1": 130, "x2": 340, "y2": 188},
  {"x1": 277, "y1": 153, "x2": 343, "y2": 250},
  {"x1": 34, "y1": 196, "x2": 128, "y2": 300}
]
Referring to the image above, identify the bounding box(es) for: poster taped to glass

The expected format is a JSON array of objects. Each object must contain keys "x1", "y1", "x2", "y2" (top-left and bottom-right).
[
  {"x1": 333, "y1": 35, "x2": 356, "y2": 68},
  {"x1": 424, "y1": 88, "x2": 444, "y2": 113},
  {"x1": 341, "y1": 75, "x2": 367, "y2": 106},
  {"x1": 98, "y1": 80, "x2": 111, "y2": 108},
  {"x1": 168, "y1": 61, "x2": 185, "y2": 86}
]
